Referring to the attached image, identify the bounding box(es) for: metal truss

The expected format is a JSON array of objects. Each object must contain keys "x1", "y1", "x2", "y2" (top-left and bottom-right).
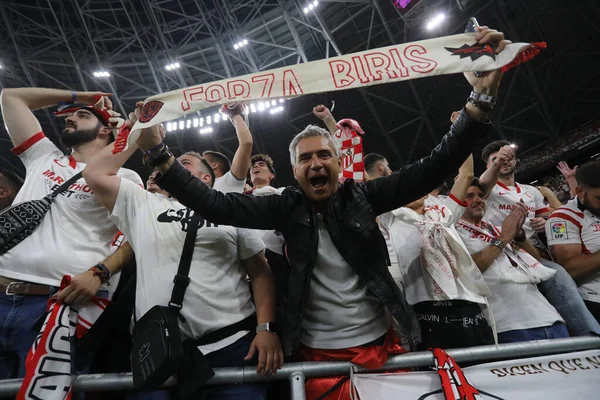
[{"x1": 1, "y1": 0, "x2": 599, "y2": 183}]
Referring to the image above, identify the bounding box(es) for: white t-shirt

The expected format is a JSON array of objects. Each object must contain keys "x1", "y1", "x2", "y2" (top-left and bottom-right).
[
  {"x1": 214, "y1": 171, "x2": 246, "y2": 194},
  {"x1": 111, "y1": 178, "x2": 265, "y2": 354},
  {"x1": 299, "y1": 214, "x2": 388, "y2": 349},
  {"x1": 377, "y1": 212, "x2": 403, "y2": 289},
  {"x1": 0, "y1": 132, "x2": 142, "y2": 287},
  {"x1": 485, "y1": 182, "x2": 550, "y2": 239},
  {"x1": 456, "y1": 220, "x2": 563, "y2": 333},
  {"x1": 546, "y1": 198, "x2": 600, "y2": 303},
  {"x1": 382, "y1": 195, "x2": 487, "y2": 305}
]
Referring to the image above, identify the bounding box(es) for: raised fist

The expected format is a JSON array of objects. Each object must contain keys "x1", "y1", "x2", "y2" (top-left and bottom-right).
[
  {"x1": 220, "y1": 103, "x2": 246, "y2": 118},
  {"x1": 313, "y1": 104, "x2": 333, "y2": 121}
]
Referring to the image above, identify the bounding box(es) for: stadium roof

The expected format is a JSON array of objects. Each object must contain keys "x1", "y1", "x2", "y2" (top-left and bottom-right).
[{"x1": 1, "y1": 0, "x2": 599, "y2": 185}]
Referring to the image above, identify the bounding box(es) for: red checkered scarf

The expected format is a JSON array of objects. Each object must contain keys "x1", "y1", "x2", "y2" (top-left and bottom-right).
[
  {"x1": 334, "y1": 118, "x2": 365, "y2": 183},
  {"x1": 17, "y1": 276, "x2": 109, "y2": 400}
]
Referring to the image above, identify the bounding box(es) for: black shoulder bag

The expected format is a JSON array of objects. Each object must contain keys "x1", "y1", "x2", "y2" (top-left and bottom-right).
[
  {"x1": 0, "y1": 171, "x2": 83, "y2": 254},
  {"x1": 130, "y1": 213, "x2": 202, "y2": 390}
]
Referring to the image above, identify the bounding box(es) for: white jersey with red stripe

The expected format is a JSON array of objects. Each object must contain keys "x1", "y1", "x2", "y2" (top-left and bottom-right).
[
  {"x1": 0, "y1": 132, "x2": 143, "y2": 287},
  {"x1": 484, "y1": 181, "x2": 550, "y2": 239},
  {"x1": 546, "y1": 198, "x2": 600, "y2": 303}
]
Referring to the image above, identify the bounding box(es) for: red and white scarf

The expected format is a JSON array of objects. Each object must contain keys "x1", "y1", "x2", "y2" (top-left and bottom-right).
[
  {"x1": 17, "y1": 276, "x2": 109, "y2": 400},
  {"x1": 126, "y1": 34, "x2": 545, "y2": 146},
  {"x1": 456, "y1": 219, "x2": 555, "y2": 284},
  {"x1": 392, "y1": 205, "x2": 490, "y2": 300},
  {"x1": 334, "y1": 118, "x2": 365, "y2": 183}
]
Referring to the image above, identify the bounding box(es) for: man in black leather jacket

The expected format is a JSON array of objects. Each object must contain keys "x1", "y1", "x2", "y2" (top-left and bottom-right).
[{"x1": 136, "y1": 27, "x2": 508, "y2": 365}]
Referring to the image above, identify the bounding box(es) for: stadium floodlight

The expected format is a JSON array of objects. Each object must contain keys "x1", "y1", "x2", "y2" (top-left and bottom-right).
[
  {"x1": 165, "y1": 62, "x2": 181, "y2": 71},
  {"x1": 199, "y1": 118, "x2": 204, "y2": 127},
  {"x1": 279, "y1": 99, "x2": 285, "y2": 103},
  {"x1": 93, "y1": 71, "x2": 110, "y2": 78},
  {"x1": 264, "y1": 101, "x2": 270, "y2": 109},
  {"x1": 193, "y1": 118, "x2": 199, "y2": 127},
  {"x1": 178, "y1": 121, "x2": 184, "y2": 130},
  {"x1": 234, "y1": 39, "x2": 249, "y2": 50},
  {"x1": 186, "y1": 120, "x2": 192, "y2": 129},
  {"x1": 308, "y1": 4, "x2": 314, "y2": 10},
  {"x1": 303, "y1": 7, "x2": 309, "y2": 13},
  {"x1": 313, "y1": 0, "x2": 318, "y2": 5},
  {"x1": 250, "y1": 103, "x2": 257, "y2": 113},
  {"x1": 269, "y1": 106, "x2": 285, "y2": 115},
  {"x1": 257, "y1": 102, "x2": 265, "y2": 112},
  {"x1": 214, "y1": 113, "x2": 221, "y2": 123},
  {"x1": 207, "y1": 116, "x2": 212, "y2": 125},
  {"x1": 426, "y1": 13, "x2": 445, "y2": 30},
  {"x1": 199, "y1": 127, "x2": 213, "y2": 134}
]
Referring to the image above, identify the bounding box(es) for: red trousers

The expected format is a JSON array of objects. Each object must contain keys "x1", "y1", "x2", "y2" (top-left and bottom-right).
[{"x1": 297, "y1": 329, "x2": 409, "y2": 400}]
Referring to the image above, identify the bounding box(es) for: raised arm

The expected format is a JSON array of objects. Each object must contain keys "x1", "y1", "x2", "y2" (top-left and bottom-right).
[
  {"x1": 0, "y1": 88, "x2": 110, "y2": 147},
  {"x1": 557, "y1": 161, "x2": 578, "y2": 197},
  {"x1": 450, "y1": 154, "x2": 475, "y2": 202},
  {"x1": 537, "y1": 186, "x2": 563, "y2": 210},
  {"x1": 82, "y1": 114, "x2": 140, "y2": 213},
  {"x1": 478, "y1": 144, "x2": 517, "y2": 198},
  {"x1": 136, "y1": 124, "x2": 288, "y2": 231},
  {"x1": 365, "y1": 107, "x2": 489, "y2": 215},
  {"x1": 224, "y1": 107, "x2": 253, "y2": 180},
  {"x1": 313, "y1": 105, "x2": 338, "y2": 135},
  {"x1": 363, "y1": 26, "x2": 509, "y2": 214}
]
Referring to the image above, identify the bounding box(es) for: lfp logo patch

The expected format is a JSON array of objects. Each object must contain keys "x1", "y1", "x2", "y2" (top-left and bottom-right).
[{"x1": 551, "y1": 221, "x2": 568, "y2": 239}]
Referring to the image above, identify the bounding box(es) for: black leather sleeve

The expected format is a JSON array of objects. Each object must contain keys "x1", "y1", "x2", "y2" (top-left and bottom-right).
[
  {"x1": 156, "y1": 160, "x2": 289, "y2": 231},
  {"x1": 364, "y1": 108, "x2": 490, "y2": 215}
]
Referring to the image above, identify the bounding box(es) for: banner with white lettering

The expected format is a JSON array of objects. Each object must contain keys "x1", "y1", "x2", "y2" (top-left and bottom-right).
[
  {"x1": 128, "y1": 33, "x2": 545, "y2": 147},
  {"x1": 352, "y1": 349, "x2": 600, "y2": 399}
]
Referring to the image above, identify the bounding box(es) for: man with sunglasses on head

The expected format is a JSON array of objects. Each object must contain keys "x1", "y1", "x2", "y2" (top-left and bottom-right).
[{"x1": 0, "y1": 88, "x2": 142, "y2": 379}]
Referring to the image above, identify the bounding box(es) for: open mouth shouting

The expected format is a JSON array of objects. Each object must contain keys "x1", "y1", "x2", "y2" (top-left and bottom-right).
[{"x1": 309, "y1": 174, "x2": 329, "y2": 191}]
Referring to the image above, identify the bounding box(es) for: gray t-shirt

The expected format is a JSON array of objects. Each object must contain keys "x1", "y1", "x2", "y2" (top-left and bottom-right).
[{"x1": 299, "y1": 214, "x2": 389, "y2": 349}]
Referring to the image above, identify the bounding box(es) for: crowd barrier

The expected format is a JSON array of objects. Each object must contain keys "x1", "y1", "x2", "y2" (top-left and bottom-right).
[{"x1": 1, "y1": 336, "x2": 599, "y2": 399}]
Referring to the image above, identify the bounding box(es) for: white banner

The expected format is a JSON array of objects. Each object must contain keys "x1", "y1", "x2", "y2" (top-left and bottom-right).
[
  {"x1": 128, "y1": 33, "x2": 544, "y2": 147},
  {"x1": 352, "y1": 349, "x2": 600, "y2": 399}
]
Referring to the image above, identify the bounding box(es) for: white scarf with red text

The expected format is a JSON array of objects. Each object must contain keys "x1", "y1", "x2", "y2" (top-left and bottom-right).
[
  {"x1": 126, "y1": 34, "x2": 545, "y2": 146},
  {"x1": 456, "y1": 219, "x2": 555, "y2": 284},
  {"x1": 392, "y1": 205, "x2": 491, "y2": 300}
]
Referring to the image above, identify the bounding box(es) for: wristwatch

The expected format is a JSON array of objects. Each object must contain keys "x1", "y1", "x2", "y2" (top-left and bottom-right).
[
  {"x1": 468, "y1": 90, "x2": 498, "y2": 112},
  {"x1": 256, "y1": 322, "x2": 278, "y2": 334},
  {"x1": 490, "y1": 238, "x2": 506, "y2": 250},
  {"x1": 143, "y1": 143, "x2": 174, "y2": 168}
]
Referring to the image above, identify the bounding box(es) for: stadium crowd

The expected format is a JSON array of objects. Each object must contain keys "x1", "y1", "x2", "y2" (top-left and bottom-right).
[{"x1": 1, "y1": 25, "x2": 600, "y2": 400}]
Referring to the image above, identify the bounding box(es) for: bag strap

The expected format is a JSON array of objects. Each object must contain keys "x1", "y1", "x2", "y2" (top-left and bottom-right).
[
  {"x1": 49, "y1": 171, "x2": 83, "y2": 199},
  {"x1": 168, "y1": 212, "x2": 202, "y2": 315},
  {"x1": 188, "y1": 313, "x2": 257, "y2": 347}
]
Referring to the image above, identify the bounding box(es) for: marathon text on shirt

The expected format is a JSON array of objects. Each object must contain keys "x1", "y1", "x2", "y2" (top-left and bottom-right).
[{"x1": 498, "y1": 203, "x2": 536, "y2": 214}]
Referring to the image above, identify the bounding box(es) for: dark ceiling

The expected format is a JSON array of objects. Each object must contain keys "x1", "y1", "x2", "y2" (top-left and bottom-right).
[{"x1": 1, "y1": 0, "x2": 599, "y2": 186}]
